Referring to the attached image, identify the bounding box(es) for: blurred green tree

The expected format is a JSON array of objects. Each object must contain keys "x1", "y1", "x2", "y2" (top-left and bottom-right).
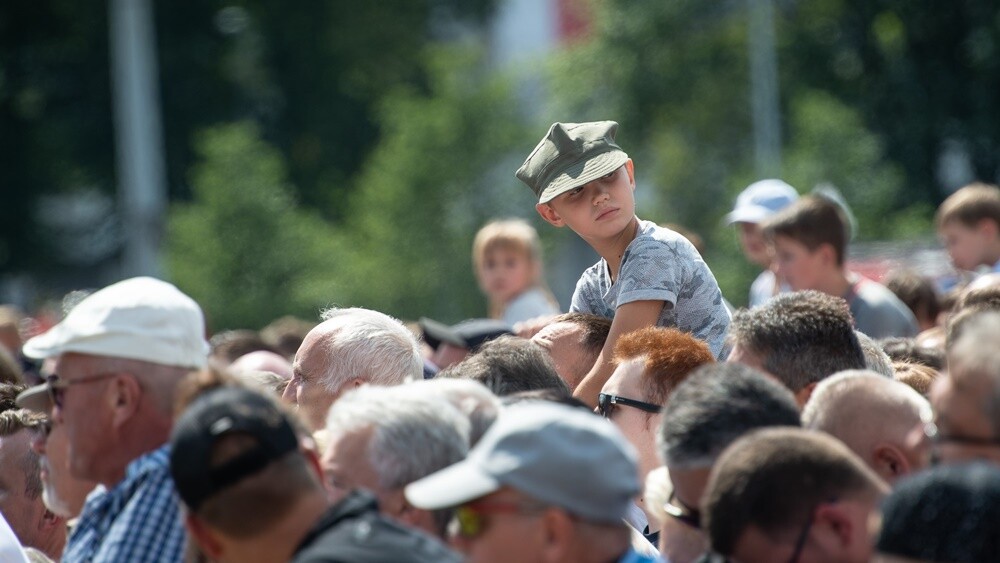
[
  {"x1": 167, "y1": 122, "x2": 339, "y2": 330},
  {"x1": 329, "y1": 46, "x2": 536, "y2": 321}
]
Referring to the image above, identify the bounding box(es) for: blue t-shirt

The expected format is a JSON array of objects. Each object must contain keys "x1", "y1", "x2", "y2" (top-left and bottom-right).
[{"x1": 569, "y1": 220, "x2": 731, "y2": 358}]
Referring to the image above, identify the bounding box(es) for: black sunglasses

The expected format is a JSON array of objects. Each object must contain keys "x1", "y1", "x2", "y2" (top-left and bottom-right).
[
  {"x1": 663, "y1": 489, "x2": 701, "y2": 529},
  {"x1": 597, "y1": 393, "x2": 662, "y2": 418}
]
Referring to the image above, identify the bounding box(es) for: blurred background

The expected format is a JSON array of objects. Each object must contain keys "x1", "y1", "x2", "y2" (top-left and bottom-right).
[{"x1": 2, "y1": 0, "x2": 997, "y2": 331}]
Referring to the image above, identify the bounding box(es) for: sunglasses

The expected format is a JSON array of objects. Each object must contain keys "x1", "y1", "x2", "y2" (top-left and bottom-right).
[
  {"x1": 452, "y1": 501, "x2": 546, "y2": 538},
  {"x1": 597, "y1": 393, "x2": 662, "y2": 418},
  {"x1": 663, "y1": 490, "x2": 701, "y2": 529},
  {"x1": 46, "y1": 372, "x2": 119, "y2": 410}
]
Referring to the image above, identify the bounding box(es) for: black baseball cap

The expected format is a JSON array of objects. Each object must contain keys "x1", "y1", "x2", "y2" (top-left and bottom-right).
[
  {"x1": 169, "y1": 386, "x2": 299, "y2": 512},
  {"x1": 418, "y1": 318, "x2": 513, "y2": 352}
]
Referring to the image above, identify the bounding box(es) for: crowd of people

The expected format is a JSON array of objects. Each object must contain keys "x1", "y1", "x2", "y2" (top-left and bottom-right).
[{"x1": 0, "y1": 120, "x2": 998, "y2": 562}]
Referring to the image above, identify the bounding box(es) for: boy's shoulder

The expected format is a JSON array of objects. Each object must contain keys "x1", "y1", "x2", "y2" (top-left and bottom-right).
[{"x1": 632, "y1": 220, "x2": 699, "y2": 252}]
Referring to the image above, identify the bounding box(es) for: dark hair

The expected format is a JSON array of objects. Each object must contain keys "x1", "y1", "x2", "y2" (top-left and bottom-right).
[
  {"x1": 0, "y1": 382, "x2": 27, "y2": 413},
  {"x1": 728, "y1": 290, "x2": 866, "y2": 392},
  {"x1": 196, "y1": 441, "x2": 320, "y2": 537},
  {"x1": 658, "y1": 363, "x2": 800, "y2": 468},
  {"x1": 440, "y1": 336, "x2": 570, "y2": 397},
  {"x1": 704, "y1": 428, "x2": 886, "y2": 556},
  {"x1": 878, "y1": 337, "x2": 945, "y2": 370},
  {"x1": 502, "y1": 388, "x2": 592, "y2": 411},
  {"x1": 553, "y1": 312, "x2": 611, "y2": 356},
  {"x1": 935, "y1": 182, "x2": 1000, "y2": 229},
  {"x1": 209, "y1": 330, "x2": 280, "y2": 365},
  {"x1": 762, "y1": 195, "x2": 849, "y2": 265},
  {"x1": 877, "y1": 463, "x2": 1000, "y2": 561},
  {"x1": 0, "y1": 408, "x2": 46, "y2": 500},
  {"x1": 260, "y1": 315, "x2": 316, "y2": 360},
  {"x1": 614, "y1": 326, "x2": 714, "y2": 407},
  {"x1": 883, "y1": 270, "x2": 941, "y2": 326}
]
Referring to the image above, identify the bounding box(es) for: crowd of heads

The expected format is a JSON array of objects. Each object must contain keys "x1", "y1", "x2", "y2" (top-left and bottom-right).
[{"x1": 1, "y1": 124, "x2": 1000, "y2": 562}]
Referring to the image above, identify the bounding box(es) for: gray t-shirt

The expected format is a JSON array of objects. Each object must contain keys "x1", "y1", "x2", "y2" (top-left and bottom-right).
[
  {"x1": 845, "y1": 275, "x2": 919, "y2": 339},
  {"x1": 569, "y1": 220, "x2": 731, "y2": 358}
]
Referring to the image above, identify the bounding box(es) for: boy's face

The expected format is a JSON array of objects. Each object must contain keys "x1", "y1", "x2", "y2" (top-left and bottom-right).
[
  {"x1": 534, "y1": 160, "x2": 636, "y2": 240},
  {"x1": 771, "y1": 235, "x2": 828, "y2": 291},
  {"x1": 939, "y1": 219, "x2": 994, "y2": 271}
]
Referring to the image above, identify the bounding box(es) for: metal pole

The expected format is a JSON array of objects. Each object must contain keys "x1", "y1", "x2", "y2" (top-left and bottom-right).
[
  {"x1": 747, "y1": 0, "x2": 782, "y2": 177},
  {"x1": 109, "y1": 0, "x2": 167, "y2": 278}
]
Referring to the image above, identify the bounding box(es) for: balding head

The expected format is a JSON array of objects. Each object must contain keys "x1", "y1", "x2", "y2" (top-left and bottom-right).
[
  {"x1": 803, "y1": 371, "x2": 931, "y2": 484},
  {"x1": 284, "y1": 308, "x2": 422, "y2": 430}
]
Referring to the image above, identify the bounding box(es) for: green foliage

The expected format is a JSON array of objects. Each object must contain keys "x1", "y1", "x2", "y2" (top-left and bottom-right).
[
  {"x1": 328, "y1": 46, "x2": 535, "y2": 321},
  {"x1": 166, "y1": 122, "x2": 339, "y2": 330}
]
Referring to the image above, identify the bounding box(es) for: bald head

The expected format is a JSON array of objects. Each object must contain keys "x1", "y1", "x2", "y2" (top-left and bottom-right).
[
  {"x1": 284, "y1": 308, "x2": 422, "y2": 430},
  {"x1": 803, "y1": 370, "x2": 931, "y2": 483}
]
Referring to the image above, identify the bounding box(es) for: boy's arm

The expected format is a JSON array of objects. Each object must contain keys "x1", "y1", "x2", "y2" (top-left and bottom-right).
[{"x1": 572, "y1": 299, "x2": 666, "y2": 408}]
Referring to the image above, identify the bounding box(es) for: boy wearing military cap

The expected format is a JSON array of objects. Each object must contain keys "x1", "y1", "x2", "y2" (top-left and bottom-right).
[{"x1": 517, "y1": 121, "x2": 730, "y2": 406}]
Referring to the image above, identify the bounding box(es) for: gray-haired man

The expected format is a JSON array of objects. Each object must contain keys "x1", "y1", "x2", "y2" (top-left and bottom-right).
[
  {"x1": 321, "y1": 383, "x2": 470, "y2": 539},
  {"x1": 405, "y1": 402, "x2": 659, "y2": 563}
]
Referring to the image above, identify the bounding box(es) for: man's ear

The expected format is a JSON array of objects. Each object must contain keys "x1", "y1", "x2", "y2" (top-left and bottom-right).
[
  {"x1": 186, "y1": 512, "x2": 225, "y2": 560},
  {"x1": 872, "y1": 443, "x2": 910, "y2": 481},
  {"x1": 794, "y1": 382, "x2": 818, "y2": 408},
  {"x1": 816, "y1": 243, "x2": 838, "y2": 268},
  {"x1": 977, "y1": 217, "x2": 999, "y2": 238},
  {"x1": 540, "y1": 508, "x2": 575, "y2": 560},
  {"x1": 39, "y1": 509, "x2": 63, "y2": 532},
  {"x1": 536, "y1": 202, "x2": 565, "y2": 227},
  {"x1": 814, "y1": 502, "x2": 856, "y2": 550},
  {"x1": 111, "y1": 374, "x2": 142, "y2": 428}
]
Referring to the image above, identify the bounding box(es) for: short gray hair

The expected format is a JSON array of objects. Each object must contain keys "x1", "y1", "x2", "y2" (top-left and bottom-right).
[
  {"x1": 325, "y1": 384, "x2": 470, "y2": 491},
  {"x1": 658, "y1": 363, "x2": 801, "y2": 469},
  {"x1": 855, "y1": 331, "x2": 895, "y2": 378},
  {"x1": 946, "y1": 311, "x2": 1000, "y2": 435},
  {"x1": 407, "y1": 378, "x2": 501, "y2": 446},
  {"x1": 316, "y1": 307, "x2": 422, "y2": 390},
  {"x1": 802, "y1": 370, "x2": 930, "y2": 446}
]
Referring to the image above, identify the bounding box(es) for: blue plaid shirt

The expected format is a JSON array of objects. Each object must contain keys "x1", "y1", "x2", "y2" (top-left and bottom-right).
[{"x1": 63, "y1": 444, "x2": 186, "y2": 563}]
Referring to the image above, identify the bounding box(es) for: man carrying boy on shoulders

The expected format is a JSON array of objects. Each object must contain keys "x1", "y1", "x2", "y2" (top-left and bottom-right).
[{"x1": 516, "y1": 121, "x2": 731, "y2": 407}]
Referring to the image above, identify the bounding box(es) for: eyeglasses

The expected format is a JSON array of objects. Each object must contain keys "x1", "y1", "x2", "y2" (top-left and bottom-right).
[
  {"x1": 663, "y1": 490, "x2": 701, "y2": 529},
  {"x1": 46, "y1": 372, "x2": 119, "y2": 409},
  {"x1": 597, "y1": 393, "x2": 662, "y2": 418},
  {"x1": 451, "y1": 501, "x2": 547, "y2": 538},
  {"x1": 785, "y1": 498, "x2": 838, "y2": 563}
]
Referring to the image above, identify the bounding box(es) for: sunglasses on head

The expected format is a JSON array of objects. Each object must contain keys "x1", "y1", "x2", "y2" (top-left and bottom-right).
[{"x1": 596, "y1": 393, "x2": 662, "y2": 418}]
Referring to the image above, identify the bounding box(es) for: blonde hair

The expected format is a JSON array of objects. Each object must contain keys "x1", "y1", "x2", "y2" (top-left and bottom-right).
[{"x1": 472, "y1": 219, "x2": 558, "y2": 319}]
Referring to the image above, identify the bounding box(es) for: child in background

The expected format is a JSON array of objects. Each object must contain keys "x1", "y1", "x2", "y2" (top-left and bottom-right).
[
  {"x1": 936, "y1": 182, "x2": 1000, "y2": 273},
  {"x1": 472, "y1": 219, "x2": 561, "y2": 326},
  {"x1": 517, "y1": 121, "x2": 731, "y2": 407}
]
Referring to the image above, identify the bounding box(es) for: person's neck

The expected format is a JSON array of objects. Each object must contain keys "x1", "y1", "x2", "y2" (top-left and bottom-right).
[
  {"x1": 589, "y1": 216, "x2": 640, "y2": 283},
  {"x1": 225, "y1": 493, "x2": 329, "y2": 563},
  {"x1": 815, "y1": 269, "x2": 852, "y2": 299}
]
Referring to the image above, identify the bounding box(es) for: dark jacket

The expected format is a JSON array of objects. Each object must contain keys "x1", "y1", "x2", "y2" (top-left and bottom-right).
[{"x1": 293, "y1": 490, "x2": 461, "y2": 563}]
